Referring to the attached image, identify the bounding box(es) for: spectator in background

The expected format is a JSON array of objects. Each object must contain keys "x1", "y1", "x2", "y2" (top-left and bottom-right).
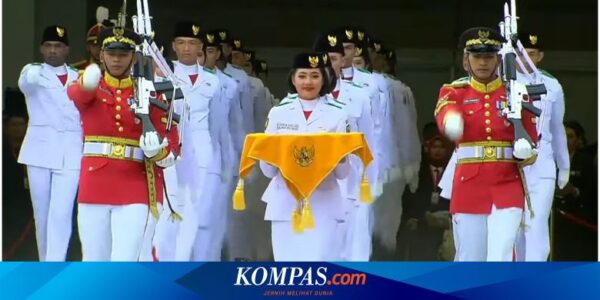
[
  {"x1": 553, "y1": 120, "x2": 597, "y2": 261},
  {"x1": 396, "y1": 128, "x2": 452, "y2": 261},
  {"x1": 3, "y1": 89, "x2": 37, "y2": 261}
]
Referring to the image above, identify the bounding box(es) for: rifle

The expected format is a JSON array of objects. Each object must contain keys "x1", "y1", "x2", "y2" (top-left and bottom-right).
[
  {"x1": 498, "y1": 0, "x2": 549, "y2": 219},
  {"x1": 116, "y1": 0, "x2": 127, "y2": 28},
  {"x1": 129, "y1": 0, "x2": 186, "y2": 138},
  {"x1": 498, "y1": 0, "x2": 546, "y2": 147}
]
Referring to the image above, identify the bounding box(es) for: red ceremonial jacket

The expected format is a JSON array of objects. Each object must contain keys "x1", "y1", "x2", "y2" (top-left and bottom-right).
[
  {"x1": 67, "y1": 72, "x2": 180, "y2": 206},
  {"x1": 435, "y1": 76, "x2": 537, "y2": 214}
]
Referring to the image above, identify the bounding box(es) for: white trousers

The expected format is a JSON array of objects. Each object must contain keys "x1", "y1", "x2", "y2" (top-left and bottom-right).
[
  {"x1": 78, "y1": 203, "x2": 159, "y2": 261},
  {"x1": 342, "y1": 203, "x2": 374, "y2": 261},
  {"x1": 205, "y1": 176, "x2": 232, "y2": 261},
  {"x1": 453, "y1": 204, "x2": 523, "y2": 261},
  {"x1": 176, "y1": 172, "x2": 221, "y2": 261},
  {"x1": 192, "y1": 172, "x2": 224, "y2": 261},
  {"x1": 174, "y1": 164, "x2": 207, "y2": 261},
  {"x1": 515, "y1": 178, "x2": 556, "y2": 261},
  {"x1": 27, "y1": 166, "x2": 79, "y2": 261},
  {"x1": 271, "y1": 217, "x2": 341, "y2": 261},
  {"x1": 373, "y1": 169, "x2": 406, "y2": 252}
]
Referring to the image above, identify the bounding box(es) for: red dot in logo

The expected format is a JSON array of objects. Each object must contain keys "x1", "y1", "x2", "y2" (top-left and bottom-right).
[{"x1": 327, "y1": 280, "x2": 331, "y2": 285}]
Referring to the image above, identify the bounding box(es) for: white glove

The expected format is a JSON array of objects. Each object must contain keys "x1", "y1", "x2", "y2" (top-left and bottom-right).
[
  {"x1": 557, "y1": 169, "x2": 570, "y2": 189},
  {"x1": 513, "y1": 138, "x2": 534, "y2": 160},
  {"x1": 82, "y1": 64, "x2": 102, "y2": 91},
  {"x1": 156, "y1": 152, "x2": 177, "y2": 168},
  {"x1": 402, "y1": 163, "x2": 419, "y2": 193},
  {"x1": 140, "y1": 131, "x2": 168, "y2": 158},
  {"x1": 26, "y1": 64, "x2": 42, "y2": 85},
  {"x1": 443, "y1": 112, "x2": 463, "y2": 141}
]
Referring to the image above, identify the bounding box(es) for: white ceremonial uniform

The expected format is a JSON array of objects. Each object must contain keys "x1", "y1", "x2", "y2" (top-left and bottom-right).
[
  {"x1": 225, "y1": 63, "x2": 254, "y2": 135},
  {"x1": 260, "y1": 96, "x2": 350, "y2": 261},
  {"x1": 371, "y1": 72, "x2": 393, "y2": 187},
  {"x1": 172, "y1": 62, "x2": 225, "y2": 261},
  {"x1": 249, "y1": 76, "x2": 269, "y2": 133},
  {"x1": 394, "y1": 78, "x2": 421, "y2": 191},
  {"x1": 372, "y1": 73, "x2": 407, "y2": 253},
  {"x1": 18, "y1": 62, "x2": 82, "y2": 261},
  {"x1": 516, "y1": 70, "x2": 570, "y2": 261},
  {"x1": 342, "y1": 66, "x2": 381, "y2": 184},
  {"x1": 341, "y1": 67, "x2": 381, "y2": 261},
  {"x1": 332, "y1": 79, "x2": 375, "y2": 261},
  {"x1": 206, "y1": 69, "x2": 243, "y2": 261},
  {"x1": 218, "y1": 70, "x2": 256, "y2": 261}
]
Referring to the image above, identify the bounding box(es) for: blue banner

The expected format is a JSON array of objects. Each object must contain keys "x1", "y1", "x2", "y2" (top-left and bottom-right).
[{"x1": 1, "y1": 262, "x2": 599, "y2": 299}]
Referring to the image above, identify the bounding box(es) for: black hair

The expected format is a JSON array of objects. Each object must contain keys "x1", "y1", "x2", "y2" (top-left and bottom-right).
[
  {"x1": 564, "y1": 120, "x2": 587, "y2": 146},
  {"x1": 422, "y1": 122, "x2": 440, "y2": 142}
]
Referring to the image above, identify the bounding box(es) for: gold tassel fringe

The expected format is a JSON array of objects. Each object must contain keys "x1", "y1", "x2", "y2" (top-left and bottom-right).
[
  {"x1": 233, "y1": 178, "x2": 246, "y2": 211},
  {"x1": 360, "y1": 174, "x2": 373, "y2": 203}
]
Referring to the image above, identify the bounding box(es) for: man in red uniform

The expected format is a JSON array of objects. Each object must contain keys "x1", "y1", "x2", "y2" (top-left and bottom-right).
[
  {"x1": 435, "y1": 27, "x2": 537, "y2": 261},
  {"x1": 67, "y1": 26, "x2": 180, "y2": 261}
]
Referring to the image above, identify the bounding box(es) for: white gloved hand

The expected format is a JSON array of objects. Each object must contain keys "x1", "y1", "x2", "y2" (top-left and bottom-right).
[
  {"x1": 557, "y1": 169, "x2": 570, "y2": 189},
  {"x1": 513, "y1": 138, "x2": 534, "y2": 159},
  {"x1": 402, "y1": 163, "x2": 419, "y2": 192},
  {"x1": 140, "y1": 131, "x2": 169, "y2": 158},
  {"x1": 82, "y1": 63, "x2": 102, "y2": 91},
  {"x1": 156, "y1": 152, "x2": 176, "y2": 168},
  {"x1": 26, "y1": 64, "x2": 42, "y2": 86},
  {"x1": 443, "y1": 112, "x2": 463, "y2": 141}
]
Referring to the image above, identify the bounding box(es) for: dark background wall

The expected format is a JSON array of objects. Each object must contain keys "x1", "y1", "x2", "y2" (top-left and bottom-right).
[{"x1": 3, "y1": 0, "x2": 597, "y2": 141}]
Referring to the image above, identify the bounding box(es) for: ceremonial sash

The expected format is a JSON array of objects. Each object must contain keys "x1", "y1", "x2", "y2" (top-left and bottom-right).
[{"x1": 233, "y1": 133, "x2": 373, "y2": 232}]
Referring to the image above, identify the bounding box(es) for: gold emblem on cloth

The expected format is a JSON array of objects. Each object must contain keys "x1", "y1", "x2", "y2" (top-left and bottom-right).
[{"x1": 294, "y1": 145, "x2": 315, "y2": 167}]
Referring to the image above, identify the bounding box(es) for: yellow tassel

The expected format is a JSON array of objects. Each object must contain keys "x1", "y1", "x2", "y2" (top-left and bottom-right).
[
  {"x1": 168, "y1": 212, "x2": 183, "y2": 222},
  {"x1": 360, "y1": 174, "x2": 373, "y2": 203},
  {"x1": 292, "y1": 208, "x2": 304, "y2": 233},
  {"x1": 292, "y1": 210, "x2": 304, "y2": 233},
  {"x1": 301, "y1": 199, "x2": 315, "y2": 230},
  {"x1": 233, "y1": 179, "x2": 246, "y2": 211}
]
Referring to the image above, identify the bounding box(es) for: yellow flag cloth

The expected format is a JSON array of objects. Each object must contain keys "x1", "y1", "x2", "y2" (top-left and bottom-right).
[{"x1": 239, "y1": 132, "x2": 373, "y2": 200}]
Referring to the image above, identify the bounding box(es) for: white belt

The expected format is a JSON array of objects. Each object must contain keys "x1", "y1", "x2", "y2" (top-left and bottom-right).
[
  {"x1": 83, "y1": 142, "x2": 145, "y2": 162},
  {"x1": 456, "y1": 142, "x2": 514, "y2": 164}
]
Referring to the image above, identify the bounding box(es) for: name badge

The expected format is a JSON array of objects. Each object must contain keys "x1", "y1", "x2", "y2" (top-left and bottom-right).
[
  {"x1": 464, "y1": 98, "x2": 480, "y2": 104},
  {"x1": 431, "y1": 192, "x2": 440, "y2": 205},
  {"x1": 277, "y1": 123, "x2": 299, "y2": 131}
]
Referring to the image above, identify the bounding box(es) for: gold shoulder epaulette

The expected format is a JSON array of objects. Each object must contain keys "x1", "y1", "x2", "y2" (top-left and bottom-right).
[{"x1": 443, "y1": 77, "x2": 469, "y2": 88}]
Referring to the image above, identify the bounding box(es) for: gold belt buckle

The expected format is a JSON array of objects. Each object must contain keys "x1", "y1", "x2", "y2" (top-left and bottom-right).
[
  {"x1": 484, "y1": 145, "x2": 496, "y2": 159},
  {"x1": 111, "y1": 144, "x2": 126, "y2": 158}
]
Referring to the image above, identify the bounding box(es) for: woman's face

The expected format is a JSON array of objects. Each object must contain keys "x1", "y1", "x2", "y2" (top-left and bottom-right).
[
  {"x1": 291, "y1": 68, "x2": 323, "y2": 100},
  {"x1": 352, "y1": 56, "x2": 366, "y2": 69}
]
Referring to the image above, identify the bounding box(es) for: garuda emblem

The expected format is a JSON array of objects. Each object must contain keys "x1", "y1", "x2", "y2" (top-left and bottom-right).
[{"x1": 293, "y1": 145, "x2": 315, "y2": 167}]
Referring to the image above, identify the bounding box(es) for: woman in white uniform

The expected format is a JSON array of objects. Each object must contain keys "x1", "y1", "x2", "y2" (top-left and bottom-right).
[{"x1": 260, "y1": 52, "x2": 351, "y2": 261}]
